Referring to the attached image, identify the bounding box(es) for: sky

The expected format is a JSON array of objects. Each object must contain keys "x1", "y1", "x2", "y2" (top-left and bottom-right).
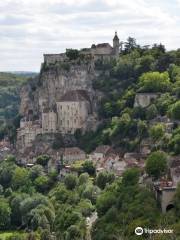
[{"x1": 0, "y1": 0, "x2": 180, "y2": 72}]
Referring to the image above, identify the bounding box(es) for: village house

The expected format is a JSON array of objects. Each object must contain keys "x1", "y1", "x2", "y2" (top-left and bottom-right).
[
  {"x1": 89, "y1": 145, "x2": 114, "y2": 162},
  {"x1": 62, "y1": 147, "x2": 86, "y2": 164},
  {"x1": 16, "y1": 120, "x2": 42, "y2": 152},
  {"x1": 123, "y1": 152, "x2": 146, "y2": 170}
]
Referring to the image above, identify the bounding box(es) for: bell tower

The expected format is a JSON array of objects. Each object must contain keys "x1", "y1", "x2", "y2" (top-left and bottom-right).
[{"x1": 113, "y1": 31, "x2": 120, "y2": 58}]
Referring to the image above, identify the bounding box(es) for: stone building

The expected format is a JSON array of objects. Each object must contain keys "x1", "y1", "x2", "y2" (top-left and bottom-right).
[
  {"x1": 56, "y1": 90, "x2": 91, "y2": 134},
  {"x1": 62, "y1": 147, "x2": 86, "y2": 163},
  {"x1": 44, "y1": 32, "x2": 120, "y2": 65},
  {"x1": 134, "y1": 93, "x2": 159, "y2": 108},
  {"x1": 16, "y1": 120, "x2": 42, "y2": 151},
  {"x1": 44, "y1": 53, "x2": 68, "y2": 65},
  {"x1": 42, "y1": 110, "x2": 57, "y2": 133}
]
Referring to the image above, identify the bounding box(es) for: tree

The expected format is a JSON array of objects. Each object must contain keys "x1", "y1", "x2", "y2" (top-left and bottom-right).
[
  {"x1": 138, "y1": 71, "x2": 170, "y2": 92},
  {"x1": 156, "y1": 93, "x2": 175, "y2": 115},
  {"x1": 78, "y1": 173, "x2": 89, "y2": 185},
  {"x1": 36, "y1": 155, "x2": 50, "y2": 166},
  {"x1": 0, "y1": 198, "x2": 11, "y2": 230},
  {"x1": 66, "y1": 49, "x2": 79, "y2": 60},
  {"x1": 96, "y1": 171, "x2": 115, "y2": 190},
  {"x1": 82, "y1": 161, "x2": 96, "y2": 176},
  {"x1": 10, "y1": 193, "x2": 28, "y2": 227},
  {"x1": 146, "y1": 104, "x2": 158, "y2": 120},
  {"x1": 0, "y1": 161, "x2": 16, "y2": 188},
  {"x1": 137, "y1": 120, "x2": 148, "y2": 139},
  {"x1": 146, "y1": 151, "x2": 167, "y2": 179},
  {"x1": 64, "y1": 174, "x2": 78, "y2": 190},
  {"x1": 29, "y1": 165, "x2": 45, "y2": 181},
  {"x1": 12, "y1": 167, "x2": 30, "y2": 190},
  {"x1": 169, "y1": 100, "x2": 180, "y2": 120},
  {"x1": 124, "y1": 37, "x2": 138, "y2": 54},
  {"x1": 168, "y1": 127, "x2": 180, "y2": 155},
  {"x1": 34, "y1": 176, "x2": 50, "y2": 193},
  {"x1": 149, "y1": 123, "x2": 165, "y2": 144},
  {"x1": 122, "y1": 168, "x2": 140, "y2": 185},
  {"x1": 77, "y1": 199, "x2": 94, "y2": 217}
]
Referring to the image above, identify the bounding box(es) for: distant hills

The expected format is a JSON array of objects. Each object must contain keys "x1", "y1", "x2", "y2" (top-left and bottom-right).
[{"x1": 0, "y1": 72, "x2": 37, "y2": 123}]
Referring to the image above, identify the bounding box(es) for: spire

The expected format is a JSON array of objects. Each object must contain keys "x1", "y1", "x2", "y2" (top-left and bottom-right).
[{"x1": 113, "y1": 31, "x2": 119, "y2": 41}]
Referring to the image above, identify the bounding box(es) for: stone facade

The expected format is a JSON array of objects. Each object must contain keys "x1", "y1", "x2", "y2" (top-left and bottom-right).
[
  {"x1": 134, "y1": 93, "x2": 159, "y2": 108},
  {"x1": 56, "y1": 90, "x2": 91, "y2": 134},
  {"x1": 17, "y1": 120, "x2": 42, "y2": 151},
  {"x1": 42, "y1": 110, "x2": 57, "y2": 133},
  {"x1": 62, "y1": 147, "x2": 86, "y2": 163},
  {"x1": 44, "y1": 53, "x2": 68, "y2": 64},
  {"x1": 154, "y1": 182, "x2": 176, "y2": 213}
]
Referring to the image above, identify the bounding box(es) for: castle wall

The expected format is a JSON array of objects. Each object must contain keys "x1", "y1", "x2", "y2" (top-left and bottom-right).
[
  {"x1": 92, "y1": 46, "x2": 113, "y2": 55},
  {"x1": 44, "y1": 54, "x2": 67, "y2": 64}
]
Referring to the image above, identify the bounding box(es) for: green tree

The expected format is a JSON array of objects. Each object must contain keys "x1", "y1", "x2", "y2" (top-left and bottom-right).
[
  {"x1": 34, "y1": 176, "x2": 50, "y2": 193},
  {"x1": 12, "y1": 167, "x2": 30, "y2": 190},
  {"x1": 149, "y1": 123, "x2": 165, "y2": 146},
  {"x1": 146, "y1": 151, "x2": 167, "y2": 179},
  {"x1": 169, "y1": 100, "x2": 180, "y2": 120},
  {"x1": 64, "y1": 174, "x2": 78, "y2": 190},
  {"x1": 96, "y1": 171, "x2": 115, "y2": 190},
  {"x1": 29, "y1": 164, "x2": 45, "y2": 181},
  {"x1": 66, "y1": 49, "x2": 79, "y2": 60},
  {"x1": 138, "y1": 71, "x2": 170, "y2": 92},
  {"x1": 168, "y1": 127, "x2": 180, "y2": 155},
  {"x1": 146, "y1": 104, "x2": 158, "y2": 120},
  {"x1": 122, "y1": 168, "x2": 140, "y2": 185},
  {"x1": 36, "y1": 155, "x2": 50, "y2": 166},
  {"x1": 82, "y1": 161, "x2": 96, "y2": 176},
  {"x1": 0, "y1": 198, "x2": 11, "y2": 230}
]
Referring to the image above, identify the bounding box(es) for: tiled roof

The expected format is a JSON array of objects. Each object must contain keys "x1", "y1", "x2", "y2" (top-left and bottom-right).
[
  {"x1": 64, "y1": 147, "x2": 85, "y2": 156},
  {"x1": 93, "y1": 145, "x2": 111, "y2": 154}
]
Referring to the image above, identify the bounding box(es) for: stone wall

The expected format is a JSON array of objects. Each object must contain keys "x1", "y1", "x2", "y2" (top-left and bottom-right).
[
  {"x1": 44, "y1": 53, "x2": 67, "y2": 64},
  {"x1": 134, "y1": 93, "x2": 159, "y2": 108},
  {"x1": 56, "y1": 100, "x2": 90, "y2": 134}
]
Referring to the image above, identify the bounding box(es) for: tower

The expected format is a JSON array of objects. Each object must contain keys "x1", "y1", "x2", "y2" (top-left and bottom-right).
[{"x1": 113, "y1": 31, "x2": 120, "y2": 58}]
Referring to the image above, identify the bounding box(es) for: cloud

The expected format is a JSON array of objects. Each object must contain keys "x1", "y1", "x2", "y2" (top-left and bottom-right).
[{"x1": 0, "y1": 0, "x2": 179, "y2": 71}]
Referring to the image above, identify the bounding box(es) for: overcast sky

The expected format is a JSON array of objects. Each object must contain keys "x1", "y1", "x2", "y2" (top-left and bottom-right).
[{"x1": 0, "y1": 0, "x2": 180, "y2": 72}]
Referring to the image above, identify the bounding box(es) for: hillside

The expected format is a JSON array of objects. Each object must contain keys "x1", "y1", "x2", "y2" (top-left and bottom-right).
[
  {"x1": 0, "y1": 39, "x2": 180, "y2": 240},
  {"x1": 0, "y1": 72, "x2": 38, "y2": 141}
]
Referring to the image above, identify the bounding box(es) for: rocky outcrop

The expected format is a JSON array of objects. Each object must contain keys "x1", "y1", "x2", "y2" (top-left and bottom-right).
[{"x1": 19, "y1": 60, "x2": 101, "y2": 121}]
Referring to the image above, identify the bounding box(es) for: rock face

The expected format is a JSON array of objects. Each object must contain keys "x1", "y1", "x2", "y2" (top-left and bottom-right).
[
  {"x1": 20, "y1": 61, "x2": 100, "y2": 123},
  {"x1": 20, "y1": 64, "x2": 98, "y2": 116}
]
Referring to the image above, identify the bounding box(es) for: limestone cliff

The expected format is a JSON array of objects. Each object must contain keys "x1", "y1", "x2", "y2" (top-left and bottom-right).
[{"x1": 20, "y1": 60, "x2": 101, "y2": 121}]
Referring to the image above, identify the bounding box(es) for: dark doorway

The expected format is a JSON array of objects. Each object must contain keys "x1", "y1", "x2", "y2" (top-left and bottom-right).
[{"x1": 166, "y1": 204, "x2": 174, "y2": 212}]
